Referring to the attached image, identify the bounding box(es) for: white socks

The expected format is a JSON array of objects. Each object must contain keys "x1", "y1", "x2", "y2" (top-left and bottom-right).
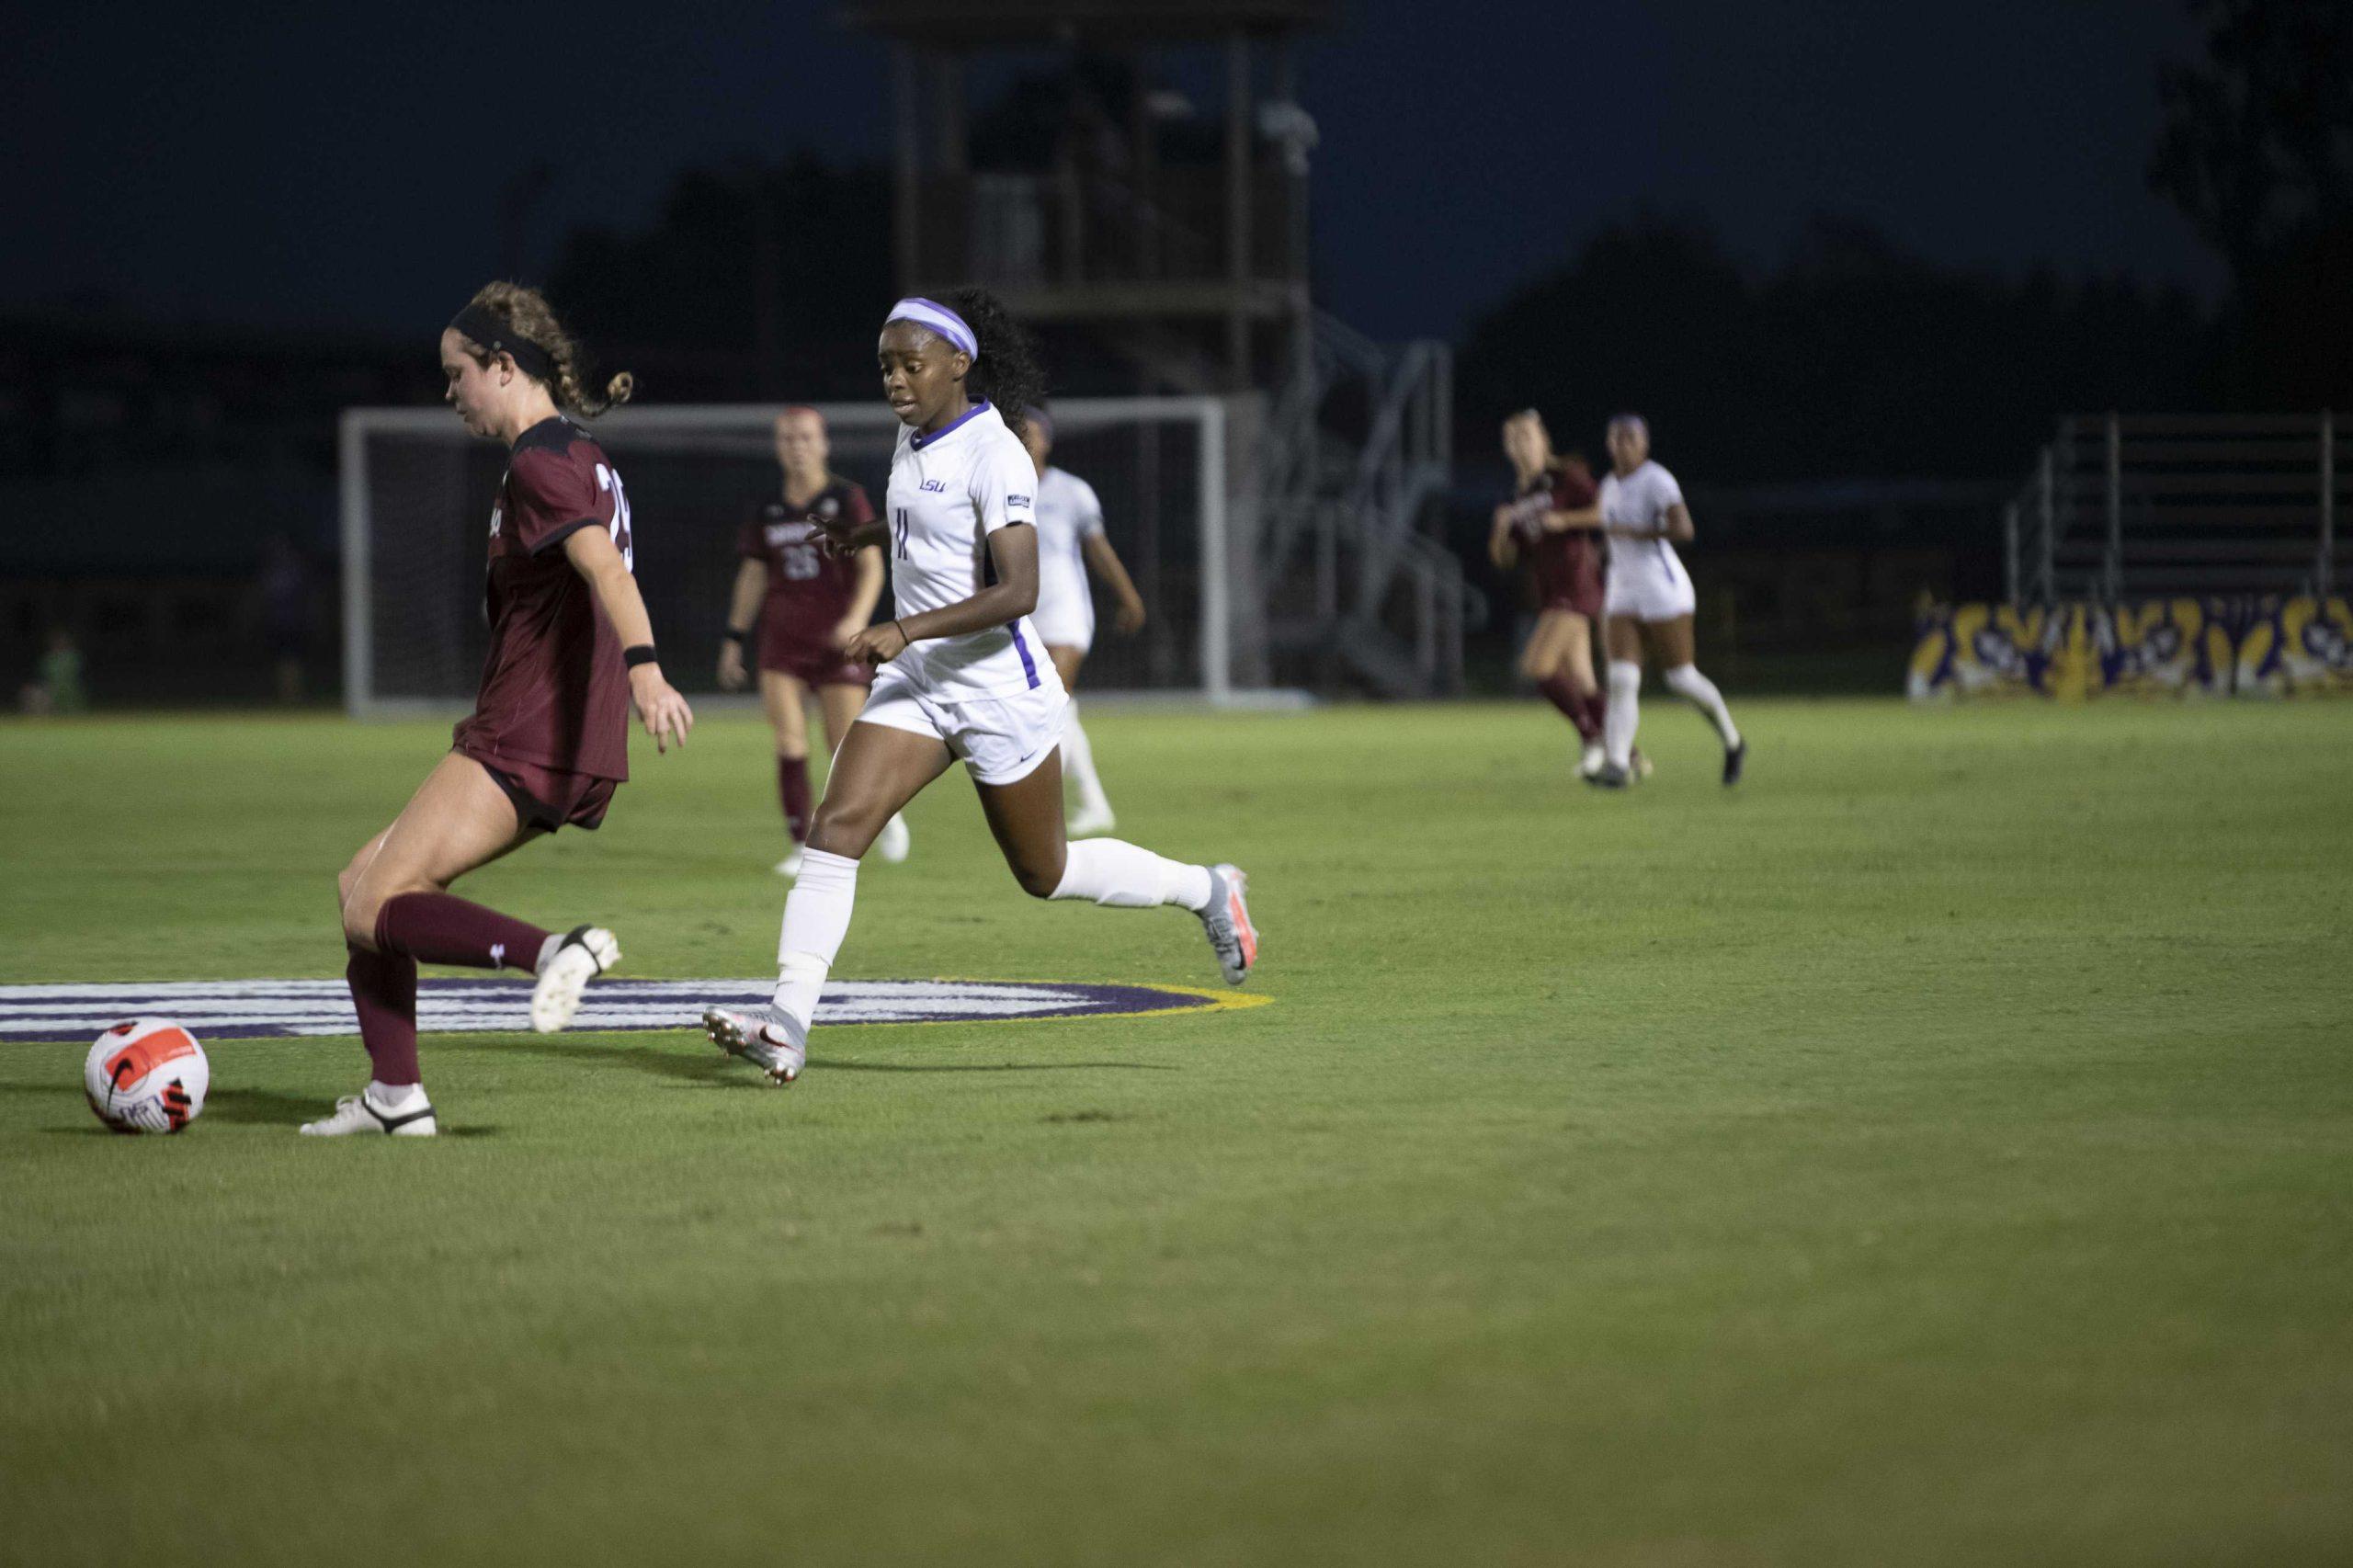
[
  {"x1": 771, "y1": 847, "x2": 859, "y2": 1028},
  {"x1": 1605, "y1": 661, "x2": 1642, "y2": 768},
  {"x1": 369, "y1": 1080, "x2": 427, "y2": 1111},
  {"x1": 1051, "y1": 838, "x2": 1213, "y2": 912},
  {"x1": 1665, "y1": 664, "x2": 1740, "y2": 746},
  {"x1": 1063, "y1": 703, "x2": 1111, "y2": 818}
]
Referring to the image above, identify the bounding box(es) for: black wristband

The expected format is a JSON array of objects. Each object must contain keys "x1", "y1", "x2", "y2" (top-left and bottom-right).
[
  {"x1": 623, "y1": 644, "x2": 659, "y2": 668},
  {"x1": 723, "y1": 627, "x2": 750, "y2": 647}
]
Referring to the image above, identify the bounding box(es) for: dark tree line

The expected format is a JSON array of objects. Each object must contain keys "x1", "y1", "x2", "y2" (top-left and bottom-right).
[
  {"x1": 1460, "y1": 0, "x2": 2352, "y2": 483},
  {"x1": 2149, "y1": 0, "x2": 2353, "y2": 408},
  {"x1": 546, "y1": 155, "x2": 892, "y2": 401},
  {"x1": 532, "y1": 0, "x2": 2345, "y2": 482},
  {"x1": 1454, "y1": 215, "x2": 2208, "y2": 484}
]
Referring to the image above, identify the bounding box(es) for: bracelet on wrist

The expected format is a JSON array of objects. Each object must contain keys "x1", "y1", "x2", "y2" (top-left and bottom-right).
[
  {"x1": 894, "y1": 619, "x2": 911, "y2": 645},
  {"x1": 723, "y1": 628, "x2": 750, "y2": 647},
  {"x1": 623, "y1": 644, "x2": 660, "y2": 669}
]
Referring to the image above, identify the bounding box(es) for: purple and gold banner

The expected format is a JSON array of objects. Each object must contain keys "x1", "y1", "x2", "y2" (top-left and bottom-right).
[{"x1": 1909, "y1": 597, "x2": 2351, "y2": 700}]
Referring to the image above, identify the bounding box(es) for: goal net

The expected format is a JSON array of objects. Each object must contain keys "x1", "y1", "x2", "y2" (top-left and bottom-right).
[{"x1": 339, "y1": 399, "x2": 1232, "y2": 716}]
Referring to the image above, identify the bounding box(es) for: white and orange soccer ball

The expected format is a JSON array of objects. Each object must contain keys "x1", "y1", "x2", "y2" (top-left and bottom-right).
[{"x1": 84, "y1": 1018, "x2": 209, "y2": 1134}]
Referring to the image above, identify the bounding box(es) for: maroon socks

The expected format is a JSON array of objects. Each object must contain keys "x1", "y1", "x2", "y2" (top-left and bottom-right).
[
  {"x1": 778, "y1": 754, "x2": 813, "y2": 843},
  {"x1": 1539, "y1": 676, "x2": 1608, "y2": 744},
  {"x1": 374, "y1": 893, "x2": 551, "y2": 973},
  {"x1": 346, "y1": 944, "x2": 420, "y2": 1086}
]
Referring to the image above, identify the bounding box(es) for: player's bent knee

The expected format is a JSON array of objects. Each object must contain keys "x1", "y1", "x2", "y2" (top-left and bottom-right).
[
  {"x1": 339, "y1": 888, "x2": 382, "y2": 949},
  {"x1": 805, "y1": 805, "x2": 879, "y2": 859},
  {"x1": 1010, "y1": 853, "x2": 1064, "y2": 900}
]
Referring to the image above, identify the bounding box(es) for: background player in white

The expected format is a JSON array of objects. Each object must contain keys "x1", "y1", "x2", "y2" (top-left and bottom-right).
[
  {"x1": 1593, "y1": 414, "x2": 1744, "y2": 788},
  {"x1": 1019, "y1": 405, "x2": 1147, "y2": 837},
  {"x1": 699, "y1": 290, "x2": 1256, "y2": 1086}
]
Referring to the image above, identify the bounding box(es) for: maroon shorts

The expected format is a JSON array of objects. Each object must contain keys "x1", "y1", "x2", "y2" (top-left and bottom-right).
[
  {"x1": 758, "y1": 636, "x2": 871, "y2": 690},
  {"x1": 1536, "y1": 552, "x2": 1605, "y2": 619},
  {"x1": 459, "y1": 746, "x2": 618, "y2": 833}
]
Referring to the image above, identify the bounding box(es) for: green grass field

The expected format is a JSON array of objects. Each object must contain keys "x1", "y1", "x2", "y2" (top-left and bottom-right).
[{"x1": 3, "y1": 699, "x2": 2349, "y2": 1566}]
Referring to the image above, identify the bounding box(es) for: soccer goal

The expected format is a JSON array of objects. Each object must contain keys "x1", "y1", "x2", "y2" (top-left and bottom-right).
[{"x1": 339, "y1": 398, "x2": 1233, "y2": 716}]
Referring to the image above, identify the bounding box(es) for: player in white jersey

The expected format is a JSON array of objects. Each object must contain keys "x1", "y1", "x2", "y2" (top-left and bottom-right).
[
  {"x1": 1592, "y1": 415, "x2": 1745, "y2": 789},
  {"x1": 699, "y1": 289, "x2": 1257, "y2": 1086},
  {"x1": 1019, "y1": 405, "x2": 1147, "y2": 838}
]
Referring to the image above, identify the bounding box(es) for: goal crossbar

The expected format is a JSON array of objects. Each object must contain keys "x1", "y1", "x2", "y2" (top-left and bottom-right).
[{"x1": 339, "y1": 397, "x2": 1231, "y2": 716}]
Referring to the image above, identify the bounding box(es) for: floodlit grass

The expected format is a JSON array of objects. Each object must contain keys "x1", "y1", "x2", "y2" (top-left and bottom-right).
[{"x1": 3, "y1": 699, "x2": 2349, "y2": 1565}]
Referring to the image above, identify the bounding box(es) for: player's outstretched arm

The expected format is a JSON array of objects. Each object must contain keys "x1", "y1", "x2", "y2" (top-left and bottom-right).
[
  {"x1": 846, "y1": 524, "x2": 1041, "y2": 665},
  {"x1": 838, "y1": 545, "x2": 887, "y2": 650},
  {"x1": 719, "y1": 559, "x2": 765, "y2": 690},
  {"x1": 813, "y1": 514, "x2": 889, "y2": 556},
  {"x1": 1488, "y1": 508, "x2": 1518, "y2": 569},
  {"x1": 1080, "y1": 532, "x2": 1147, "y2": 632},
  {"x1": 1542, "y1": 504, "x2": 1604, "y2": 533},
  {"x1": 563, "y1": 525, "x2": 695, "y2": 752}
]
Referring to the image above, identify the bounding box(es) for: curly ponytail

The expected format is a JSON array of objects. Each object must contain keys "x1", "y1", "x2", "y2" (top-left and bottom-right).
[
  {"x1": 454, "y1": 281, "x2": 634, "y2": 418},
  {"x1": 939, "y1": 287, "x2": 1043, "y2": 444}
]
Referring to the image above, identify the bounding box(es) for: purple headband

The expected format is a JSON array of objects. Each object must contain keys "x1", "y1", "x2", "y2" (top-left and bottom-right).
[{"x1": 884, "y1": 297, "x2": 978, "y2": 361}]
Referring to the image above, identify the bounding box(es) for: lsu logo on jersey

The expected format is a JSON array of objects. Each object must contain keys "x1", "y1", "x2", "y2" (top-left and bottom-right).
[
  {"x1": 919, "y1": 478, "x2": 947, "y2": 493},
  {"x1": 1007, "y1": 493, "x2": 1031, "y2": 507}
]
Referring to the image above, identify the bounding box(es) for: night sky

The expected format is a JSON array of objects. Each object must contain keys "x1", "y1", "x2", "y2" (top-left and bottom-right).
[{"x1": 4, "y1": 0, "x2": 2215, "y2": 346}]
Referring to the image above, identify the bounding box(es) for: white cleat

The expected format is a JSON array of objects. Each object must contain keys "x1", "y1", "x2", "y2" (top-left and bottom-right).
[
  {"x1": 701, "y1": 1004, "x2": 806, "y2": 1085},
  {"x1": 1577, "y1": 741, "x2": 1606, "y2": 779},
  {"x1": 875, "y1": 812, "x2": 913, "y2": 864},
  {"x1": 530, "y1": 925, "x2": 619, "y2": 1033},
  {"x1": 300, "y1": 1087, "x2": 438, "y2": 1137},
  {"x1": 775, "y1": 846, "x2": 804, "y2": 878},
  {"x1": 1066, "y1": 805, "x2": 1118, "y2": 838},
  {"x1": 1199, "y1": 863, "x2": 1258, "y2": 986}
]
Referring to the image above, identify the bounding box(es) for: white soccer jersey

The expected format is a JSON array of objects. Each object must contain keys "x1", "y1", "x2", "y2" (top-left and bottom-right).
[
  {"x1": 883, "y1": 401, "x2": 1057, "y2": 701},
  {"x1": 1030, "y1": 465, "x2": 1106, "y2": 649},
  {"x1": 1599, "y1": 460, "x2": 1697, "y2": 620}
]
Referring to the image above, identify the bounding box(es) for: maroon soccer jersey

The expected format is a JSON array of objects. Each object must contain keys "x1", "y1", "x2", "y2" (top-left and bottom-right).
[
  {"x1": 1522, "y1": 462, "x2": 1605, "y2": 616},
  {"x1": 739, "y1": 480, "x2": 875, "y2": 667},
  {"x1": 450, "y1": 416, "x2": 633, "y2": 781}
]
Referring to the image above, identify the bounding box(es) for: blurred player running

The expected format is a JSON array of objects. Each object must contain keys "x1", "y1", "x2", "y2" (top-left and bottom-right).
[
  {"x1": 1018, "y1": 404, "x2": 1147, "y2": 837},
  {"x1": 699, "y1": 290, "x2": 1254, "y2": 1086},
  {"x1": 304, "y1": 283, "x2": 693, "y2": 1137},
  {"x1": 718, "y1": 408, "x2": 910, "y2": 876},
  {"x1": 1592, "y1": 415, "x2": 1745, "y2": 789},
  {"x1": 1488, "y1": 409, "x2": 1612, "y2": 778}
]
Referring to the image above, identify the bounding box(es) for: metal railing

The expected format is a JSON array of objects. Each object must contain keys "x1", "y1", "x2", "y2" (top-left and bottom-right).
[
  {"x1": 2006, "y1": 412, "x2": 2344, "y2": 607},
  {"x1": 1258, "y1": 311, "x2": 1470, "y2": 696}
]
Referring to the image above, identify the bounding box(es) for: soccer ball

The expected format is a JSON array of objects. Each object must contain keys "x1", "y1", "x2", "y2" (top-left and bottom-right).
[{"x1": 85, "y1": 1018, "x2": 210, "y2": 1134}]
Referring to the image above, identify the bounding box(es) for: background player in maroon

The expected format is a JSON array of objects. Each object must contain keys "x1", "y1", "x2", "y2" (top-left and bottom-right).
[
  {"x1": 717, "y1": 407, "x2": 909, "y2": 875},
  {"x1": 1489, "y1": 409, "x2": 1612, "y2": 778},
  {"x1": 302, "y1": 282, "x2": 693, "y2": 1138}
]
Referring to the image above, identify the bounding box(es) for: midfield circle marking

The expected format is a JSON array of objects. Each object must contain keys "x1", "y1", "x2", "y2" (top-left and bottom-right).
[{"x1": 0, "y1": 979, "x2": 1266, "y2": 1044}]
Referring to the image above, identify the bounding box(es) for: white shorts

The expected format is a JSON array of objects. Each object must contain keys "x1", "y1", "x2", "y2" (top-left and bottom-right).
[
  {"x1": 1605, "y1": 540, "x2": 1698, "y2": 622},
  {"x1": 1028, "y1": 606, "x2": 1094, "y2": 655},
  {"x1": 1030, "y1": 574, "x2": 1095, "y2": 653},
  {"x1": 858, "y1": 658, "x2": 1070, "y2": 786}
]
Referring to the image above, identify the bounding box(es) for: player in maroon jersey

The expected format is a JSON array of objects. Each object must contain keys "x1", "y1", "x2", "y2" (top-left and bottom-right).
[
  {"x1": 717, "y1": 407, "x2": 908, "y2": 875},
  {"x1": 1489, "y1": 409, "x2": 1614, "y2": 778},
  {"x1": 301, "y1": 282, "x2": 693, "y2": 1138}
]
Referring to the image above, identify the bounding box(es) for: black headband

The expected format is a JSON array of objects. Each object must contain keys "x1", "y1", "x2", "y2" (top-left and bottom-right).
[{"x1": 448, "y1": 303, "x2": 556, "y2": 383}]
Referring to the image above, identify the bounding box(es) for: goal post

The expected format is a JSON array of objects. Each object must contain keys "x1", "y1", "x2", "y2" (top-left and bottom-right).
[{"x1": 340, "y1": 397, "x2": 1234, "y2": 717}]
